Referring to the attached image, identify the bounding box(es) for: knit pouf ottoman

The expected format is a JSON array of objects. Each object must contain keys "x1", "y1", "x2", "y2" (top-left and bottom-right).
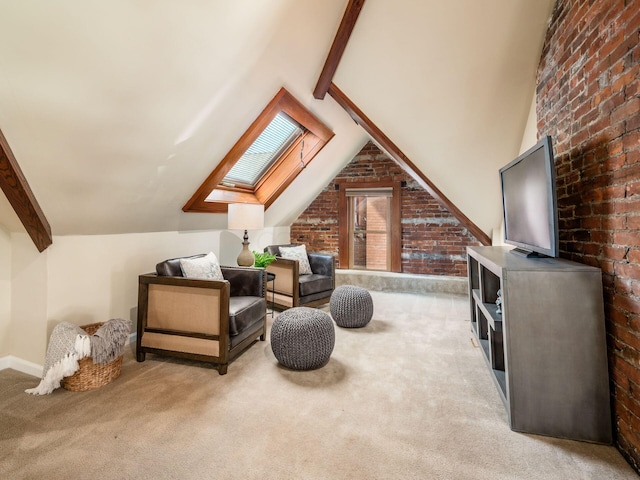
[
  {"x1": 270, "y1": 307, "x2": 335, "y2": 370},
  {"x1": 330, "y1": 285, "x2": 373, "y2": 328}
]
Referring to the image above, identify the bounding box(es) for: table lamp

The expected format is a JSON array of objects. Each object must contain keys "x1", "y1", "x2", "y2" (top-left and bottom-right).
[{"x1": 227, "y1": 203, "x2": 264, "y2": 266}]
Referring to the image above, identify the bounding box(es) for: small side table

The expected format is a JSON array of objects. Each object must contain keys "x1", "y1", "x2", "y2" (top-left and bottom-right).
[{"x1": 266, "y1": 272, "x2": 276, "y2": 317}]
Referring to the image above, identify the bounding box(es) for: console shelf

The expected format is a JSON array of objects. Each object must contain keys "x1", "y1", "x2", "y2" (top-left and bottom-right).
[{"x1": 467, "y1": 246, "x2": 612, "y2": 444}]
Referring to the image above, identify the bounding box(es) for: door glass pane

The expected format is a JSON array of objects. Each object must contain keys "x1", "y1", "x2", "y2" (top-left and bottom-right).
[{"x1": 349, "y1": 195, "x2": 390, "y2": 270}]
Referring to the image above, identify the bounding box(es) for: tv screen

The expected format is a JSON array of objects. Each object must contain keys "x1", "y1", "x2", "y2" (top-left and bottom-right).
[{"x1": 499, "y1": 136, "x2": 559, "y2": 258}]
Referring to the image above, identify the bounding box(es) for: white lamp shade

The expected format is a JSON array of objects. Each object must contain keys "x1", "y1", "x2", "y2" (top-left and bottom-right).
[{"x1": 227, "y1": 203, "x2": 264, "y2": 230}]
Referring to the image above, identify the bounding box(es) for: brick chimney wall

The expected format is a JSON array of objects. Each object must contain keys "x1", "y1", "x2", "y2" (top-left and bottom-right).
[
  {"x1": 290, "y1": 142, "x2": 481, "y2": 276},
  {"x1": 536, "y1": 0, "x2": 640, "y2": 469}
]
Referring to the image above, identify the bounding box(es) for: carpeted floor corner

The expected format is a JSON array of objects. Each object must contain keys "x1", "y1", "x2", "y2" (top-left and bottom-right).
[{"x1": 0, "y1": 291, "x2": 636, "y2": 479}]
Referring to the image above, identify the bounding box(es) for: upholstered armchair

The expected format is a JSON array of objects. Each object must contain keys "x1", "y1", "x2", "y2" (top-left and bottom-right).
[
  {"x1": 136, "y1": 254, "x2": 267, "y2": 375},
  {"x1": 264, "y1": 244, "x2": 335, "y2": 310}
]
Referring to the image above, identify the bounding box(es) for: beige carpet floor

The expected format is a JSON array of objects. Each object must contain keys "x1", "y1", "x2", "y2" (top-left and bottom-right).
[{"x1": 0, "y1": 291, "x2": 637, "y2": 479}]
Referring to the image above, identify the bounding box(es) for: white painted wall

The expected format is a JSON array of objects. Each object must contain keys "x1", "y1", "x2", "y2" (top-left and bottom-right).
[
  {"x1": 492, "y1": 92, "x2": 538, "y2": 246},
  {"x1": 337, "y1": 1, "x2": 554, "y2": 239},
  {"x1": 9, "y1": 226, "x2": 290, "y2": 366},
  {"x1": 11, "y1": 233, "x2": 48, "y2": 365},
  {"x1": 0, "y1": 1, "x2": 554, "y2": 240},
  {"x1": 519, "y1": 94, "x2": 539, "y2": 154},
  {"x1": 0, "y1": 226, "x2": 11, "y2": 356}
]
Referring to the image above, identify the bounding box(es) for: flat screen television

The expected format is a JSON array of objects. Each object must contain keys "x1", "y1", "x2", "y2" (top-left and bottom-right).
[{"x1": 499, "y1": 135, "x2": 559, "y2": 258}]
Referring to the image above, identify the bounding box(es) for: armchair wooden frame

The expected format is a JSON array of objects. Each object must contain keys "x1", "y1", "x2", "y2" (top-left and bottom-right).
[
  {"x1": 136, "y1": 273, "x2": 266, "y2": 375},
  {"x1": 266, "y1": 255, "x2": 336, "y2": 309}
]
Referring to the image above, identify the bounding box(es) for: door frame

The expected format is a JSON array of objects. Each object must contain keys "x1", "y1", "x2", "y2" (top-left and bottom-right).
[{"x1": 337, "y1": 179, "x2": 402, "y2": 272}]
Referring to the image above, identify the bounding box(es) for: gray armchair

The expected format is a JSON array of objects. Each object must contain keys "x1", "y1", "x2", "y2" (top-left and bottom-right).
[
  {"x1": 137, "y1": 254, "x2": 267, "y2": 374},
  {"x1": 264, "y1": 244, "x2": 335, "y2": 309}
]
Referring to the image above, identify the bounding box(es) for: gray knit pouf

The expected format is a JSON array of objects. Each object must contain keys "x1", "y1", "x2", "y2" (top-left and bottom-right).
[
  {"x1": 270, "y1": 307, "x2": 335, "y2": 370},
  {"x1": 330, "y1": 285, "x2": 374, "y2": 328}
]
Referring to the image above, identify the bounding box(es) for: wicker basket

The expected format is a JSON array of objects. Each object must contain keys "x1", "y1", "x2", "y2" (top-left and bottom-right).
[{"x1": 61, "y1": 322, "x2": 124, "y2": 392}]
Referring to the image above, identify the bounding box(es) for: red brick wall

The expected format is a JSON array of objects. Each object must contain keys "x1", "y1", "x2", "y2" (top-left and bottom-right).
[
  {"x1": 290, "y1": 142, "x2": 482, "y2": 276},
  {"x1": 537, "y1": 0, "x2": 640, "y2": 470}
]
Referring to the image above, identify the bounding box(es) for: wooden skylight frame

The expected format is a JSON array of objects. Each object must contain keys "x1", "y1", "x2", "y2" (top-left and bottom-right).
[{"x1": 183, "y1": 88, "x2": 334, "y2": 214}]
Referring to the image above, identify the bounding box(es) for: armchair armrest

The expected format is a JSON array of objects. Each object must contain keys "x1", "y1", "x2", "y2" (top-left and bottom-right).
[
  {"x1": 137, "y1": 273, "x2": 231, "y2": 361},
  {"x1": 138, "y1": 262, "x2": 267, "y2": 375},
  {"x1": 139, "y1": 272, "x2": 230, "y2": 291},
  {"x1": 270, "y1": 257, "x2": 298, "y2": 269},
  {"x1": 221, "y1": 266, "x2": 266, "y2": 298},
  {"x1": 264, "y1": 252, "x2": 335, "y2": 309},
  {"x1": 308, "y1": 253, "x2": 335, "y2": 278},
  {"x1": 266, "y1": 258, "x2": 299, "y2": 297}
]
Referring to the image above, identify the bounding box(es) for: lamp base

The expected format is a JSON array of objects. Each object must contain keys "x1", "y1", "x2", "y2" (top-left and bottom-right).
[{"x1": 237, "y1": 231, "x2": 254, "y2": 267}]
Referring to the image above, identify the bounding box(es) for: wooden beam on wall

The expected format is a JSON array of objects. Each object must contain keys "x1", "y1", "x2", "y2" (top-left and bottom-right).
[
  {"x1": 0, "y1": 129, "x2": 52, "y2": 252},
  {"x1": 327, "y1": 83, "x2": 492, "y2": 246},
  {"x1": 313, "y1": 0, "x2": 366, "y2": 100}
]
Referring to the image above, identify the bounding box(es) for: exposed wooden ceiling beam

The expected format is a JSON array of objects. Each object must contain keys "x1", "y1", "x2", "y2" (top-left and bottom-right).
[
  {"x1": 327, "y1": 83, "x2": 491, "y2": 246},
  {"x1": 0, "y1": 129, "x2": 52, "y2": 252},
  {"x1": 313, "y1": 0, "x2": 366, "y2": 100}
]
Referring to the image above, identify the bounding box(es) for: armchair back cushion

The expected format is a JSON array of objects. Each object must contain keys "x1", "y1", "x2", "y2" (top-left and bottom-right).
[
  {"x1": 156, "y1": 255, "x2": 265, "y2": 298},
  {"x1": 264, "y1": 245, "x2": 290, "y2": 256},
  {"x1": 156, "y1": 254, "x2": 206, "y2": 276},
  {"x1": 224, "y1": 267, "x2": 266, "y2": 297}
]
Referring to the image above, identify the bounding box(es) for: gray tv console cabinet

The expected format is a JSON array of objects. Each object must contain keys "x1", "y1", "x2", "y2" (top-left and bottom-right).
[{"x1": 467, "y1": 246, "x2": 612, "y2": 444}]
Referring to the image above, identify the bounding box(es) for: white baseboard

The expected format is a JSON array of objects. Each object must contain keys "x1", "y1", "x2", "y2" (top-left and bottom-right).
[
  {"x1": 0, "y1": 334, "x2": 136, "y2": 378},
  {"x1": 0, "y1": 355, "x2": 43, "y2": 378}
]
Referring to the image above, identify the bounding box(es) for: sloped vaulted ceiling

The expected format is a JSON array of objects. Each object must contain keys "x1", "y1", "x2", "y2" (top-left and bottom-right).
[
  {"x1": 333, "y1": 0, "x2": 555, "y2": 236},
  {"x1": 0, "y1": 0, "x2": 553, "y2": 238}
]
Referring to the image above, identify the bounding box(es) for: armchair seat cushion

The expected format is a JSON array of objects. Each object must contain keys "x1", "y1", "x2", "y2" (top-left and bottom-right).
[
  {"x1": 299, "y1": 274, "x2": 333, "y2": 297},
  {"x1": 229, "y1": 296, "x2": 267, "y2": 337}
]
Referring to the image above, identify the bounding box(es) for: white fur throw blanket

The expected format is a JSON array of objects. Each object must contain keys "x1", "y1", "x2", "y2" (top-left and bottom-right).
[{"x1": 26, "y1": 318, "x2": 131, "y2": 396}]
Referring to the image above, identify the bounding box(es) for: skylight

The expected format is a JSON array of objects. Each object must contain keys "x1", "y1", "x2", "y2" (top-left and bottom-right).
[
  {"x1": 183, "y1": 88, "x2": 334, "y2": 214},
  {"x1": 222, "y1": 112, "x2": 302, "y2": 187}
]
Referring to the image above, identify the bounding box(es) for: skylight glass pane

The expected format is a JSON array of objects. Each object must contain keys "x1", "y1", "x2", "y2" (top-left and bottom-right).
[{"x1": 222, "y1": 112, "x2": 302, "y2": 186}]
